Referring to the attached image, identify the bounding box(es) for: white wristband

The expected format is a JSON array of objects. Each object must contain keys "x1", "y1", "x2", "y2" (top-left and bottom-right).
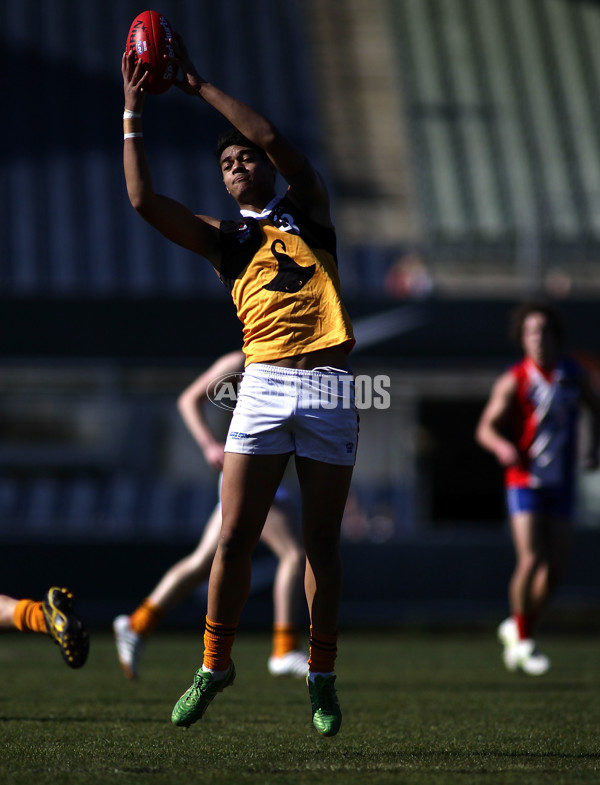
[
  {"x1": 123, "y1": 109, "x2": 141, "y2": 119},
  {"x1": 124, "y1": 132, "x2": 143, "y2": 140}
]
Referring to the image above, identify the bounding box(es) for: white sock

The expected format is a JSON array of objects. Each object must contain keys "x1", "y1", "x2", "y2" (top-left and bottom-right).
[{"x1": 201, "y1": 664, "x2": 230, "y2": 679}]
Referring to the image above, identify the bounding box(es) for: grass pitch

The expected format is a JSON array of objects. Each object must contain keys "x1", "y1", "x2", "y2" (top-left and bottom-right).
[{"x1": 0, "y1": 628, "x2": 599, "y2": 784}]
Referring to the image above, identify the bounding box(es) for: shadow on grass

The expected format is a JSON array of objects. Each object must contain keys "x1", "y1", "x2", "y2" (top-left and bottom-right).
[
  {"x1": 342, "y1": 678, "x2": 587, "y2": 693},
  {"x1": 0, "y1": 715, "x2": 162, "y2": 724}
]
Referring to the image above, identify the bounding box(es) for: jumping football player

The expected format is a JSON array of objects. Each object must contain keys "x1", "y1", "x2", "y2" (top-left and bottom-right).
[{"x1": 121, "y1": 33, "x2": 357, "y2": 736}]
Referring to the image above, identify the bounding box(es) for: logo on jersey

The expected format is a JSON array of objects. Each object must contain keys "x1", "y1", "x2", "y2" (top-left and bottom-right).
[
  {"x1": 235, "y1": 223, "x2": 251, "y2": 244},
  {"x1": 271, "y1": 207, "x2": 299, "y2": 234},
  {"x1": 263, "y1": 238, "x2": 316, "y2": 293}
]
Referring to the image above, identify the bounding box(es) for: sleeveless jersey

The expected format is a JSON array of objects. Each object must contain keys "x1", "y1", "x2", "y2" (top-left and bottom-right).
[
  {"x1": 217, "y1": 194, "x2": 354, "y2": 365},
  {"x1": 505, "y1": 356, "x2": 583, "y2": 489}
]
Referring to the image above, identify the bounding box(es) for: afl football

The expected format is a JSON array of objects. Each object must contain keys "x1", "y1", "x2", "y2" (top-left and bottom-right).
[{"x1": 126, "y1": 10, "x2": 176, "y2": 94}]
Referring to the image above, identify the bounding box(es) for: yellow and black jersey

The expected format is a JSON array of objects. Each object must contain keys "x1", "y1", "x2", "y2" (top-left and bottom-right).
[{"x1": 217, "y1": 194, "x2": 355, "y2": 365}]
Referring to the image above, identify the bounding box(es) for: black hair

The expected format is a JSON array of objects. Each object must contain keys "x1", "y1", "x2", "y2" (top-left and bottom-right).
[
  {"x1": 509, "y1": 300, "x2": 564, "y2": 347},
  {"x1": 214, "y1": 128, "x2": 269, "y2": 165}
]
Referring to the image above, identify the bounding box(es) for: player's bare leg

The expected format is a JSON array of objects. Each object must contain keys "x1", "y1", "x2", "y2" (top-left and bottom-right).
[
  {"x1": 501, "y1": 512, "x2": 551, "y2": 675},
  {"x1": 207, "y1": 453, "x2": 291, "y2": 624},
  {"x1": 0, "y1": 595, "x2": 19, "y2": 628},
  {"x1": 296, "y1": 455, "x2": 353, "y2": 736},
  {"x1": 148, "y1": 505, "x2": 223, "y2": 611},
  {"x1": 114, "y1": 505, "x2": 224, "y2": 679},
  {"x1": 261, "y1": 504, "x2": 307, "y2": 676},
  {"x1": 172, "y1": 452, "x2": 290, "y2": 728}
]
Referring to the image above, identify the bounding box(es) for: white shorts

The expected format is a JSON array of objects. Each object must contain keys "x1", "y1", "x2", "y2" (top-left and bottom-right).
[{"x1": 224, "y1": 363, "x2": 359, "y2": 466}]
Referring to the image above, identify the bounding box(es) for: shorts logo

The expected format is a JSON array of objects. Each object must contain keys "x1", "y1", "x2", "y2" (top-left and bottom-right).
[
  {"x1": 229, "y1": 431, "x2": 250, "y2": 439},
  {"x1": 346, "y1": 442, "x2": 354, "y2": 453}
]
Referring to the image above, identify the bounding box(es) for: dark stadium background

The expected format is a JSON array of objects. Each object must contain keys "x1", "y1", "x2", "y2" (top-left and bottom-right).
[{"x1": 1, "y1": 0, "x2": 599, "y2": 628}]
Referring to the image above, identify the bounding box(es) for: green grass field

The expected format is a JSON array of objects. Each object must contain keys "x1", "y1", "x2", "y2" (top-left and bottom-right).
[{"x1": 1, "y1": 628, "x2": 599, "y2": 784}]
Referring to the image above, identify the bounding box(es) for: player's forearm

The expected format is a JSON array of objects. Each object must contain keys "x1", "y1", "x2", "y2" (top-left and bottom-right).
[
  {"x1": 177, "y1": 396, "x2": 215, "y2": 452},
  {"x1": 123, "y1": 140, "x2": 156, "y2": 212},
  {"x1": 187, "y1": 422, "x2": 217, "y2": 454},
  {"x1": 475, "y1": 421, "x2": 496, "y2": 452},
  {"x1": 195, "y1": 82, "x2": 278, "y2": 151},
  {"x1": 477, "y1": 422, "x2": 508, "y2": 455}
]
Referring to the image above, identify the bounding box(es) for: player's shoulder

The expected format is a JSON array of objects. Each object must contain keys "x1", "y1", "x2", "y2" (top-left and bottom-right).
[
  {"x1": 508, "y1": 357, "x2": 528, "y2": 375},
  {"x1": 490, "y1": 365, "x2": 520, "y2": 401},
  {"x1": 496, "y1": 361, "x2": 522, "y2": 387}
]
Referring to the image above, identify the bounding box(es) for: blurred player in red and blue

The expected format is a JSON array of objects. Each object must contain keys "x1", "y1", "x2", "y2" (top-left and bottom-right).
[{"x1": 476, "y1": 302, "x2": 600, "y2": 675}]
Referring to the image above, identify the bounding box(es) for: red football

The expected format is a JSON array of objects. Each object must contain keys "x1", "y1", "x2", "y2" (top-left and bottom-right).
[{"x1": 126, "y1": 10, "x2": 176, "y2": 95}]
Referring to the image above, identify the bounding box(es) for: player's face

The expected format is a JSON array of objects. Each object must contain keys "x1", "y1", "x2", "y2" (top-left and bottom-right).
[
  {"x1": 522, "y1": 312, "x2": 557, "y2": 368},
  {"x1": 219, "y1": 145, "x2": 276, "y2": 207}
]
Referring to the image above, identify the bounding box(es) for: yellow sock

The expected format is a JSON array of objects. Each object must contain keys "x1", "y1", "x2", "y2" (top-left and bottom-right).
[
  {"x1": 308, "y1": 626, "x2": 338, "y2": 673},
  {"x1": 203, "y1": 616, "x2": 237, "y2": 671},
  {"x1": 13, "y1": 599, "x2": 47, "y2": 634},
  {"x1": 271, "y1": 623, "x2": 299, "y2": 658},
  {"x1": 129, "y1": 598, "x2": 164, "y2": 636}
]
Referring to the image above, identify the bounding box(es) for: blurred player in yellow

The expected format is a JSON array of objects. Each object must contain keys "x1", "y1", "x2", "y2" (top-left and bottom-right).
[
  {"x1": 0, "y1": 587, "x2": 89, "y2": 668},
  {"x1": 476, "y1": 302, "x2": 600, "y2": 674},
  {"x1": 122, "y1": 30, "x2": 357, "y2": 736},
  {"x1": 113, "y1": 350, "x2": 308, "y2": 681}
]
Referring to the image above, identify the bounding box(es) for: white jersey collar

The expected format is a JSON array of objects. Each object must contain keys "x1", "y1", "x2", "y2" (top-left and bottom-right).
[{"x1": 240, "y1": 194, "x2": 282, "y2": 219}]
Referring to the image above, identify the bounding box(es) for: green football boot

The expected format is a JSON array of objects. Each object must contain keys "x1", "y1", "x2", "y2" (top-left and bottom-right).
[
  {"x1": 42, "y1": 586, "x2": 89, "y2": 669},
  {"x1": 171, "y1": 663, "x2": 236, "y2": 728},
  {"x1": 307, "y1": 673, "x2": 342, "y2": 737}
]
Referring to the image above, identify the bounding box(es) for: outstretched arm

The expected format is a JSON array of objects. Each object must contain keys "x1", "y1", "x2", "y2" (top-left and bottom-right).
[
  {"x1": 177, "y1": 350, "x2": 245, "y2": 471},
  {"x1": 172, "y1": 36, "x2": 332, "y2": 225},
  {"x1": 122, "y1": 49, "x2": 222, "y2": 265}
]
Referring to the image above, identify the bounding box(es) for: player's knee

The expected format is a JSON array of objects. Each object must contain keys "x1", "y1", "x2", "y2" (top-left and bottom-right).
[
  {"x1": 304, "y1": 529, "x2": 340, "y2": 566},
  {"x1": 284, "y1": 545, "x2": 306, "y2": 576},
  {"x1": 516, "y1": 551, "x2": 539, "y2": 577},
  {"x1": 217, "y1": 528, "x2": 257, "y2": 563}
]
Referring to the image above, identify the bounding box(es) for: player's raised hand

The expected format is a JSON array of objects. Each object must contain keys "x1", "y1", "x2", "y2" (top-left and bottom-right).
[
  {"x1": 169, "y1": 33, "x2": 207, "y2": 95},
  {"x1": 122, "y1": 49, "x2": 148, "y2": 110}
]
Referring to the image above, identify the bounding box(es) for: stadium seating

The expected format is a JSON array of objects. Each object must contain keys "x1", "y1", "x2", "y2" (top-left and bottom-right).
[
  {"x1": 385, "y1": 0, "x2": 600, "y2": 265},
  {"x1": 0, "y1": 474, "x2": 218, "y2": 542},
  {"x1": 5, "y1": 0, "x2": 599, "y2": 292}
]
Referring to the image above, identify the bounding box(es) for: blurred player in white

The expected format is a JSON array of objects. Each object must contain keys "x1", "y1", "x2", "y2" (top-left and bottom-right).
[
  {"x1": 113, "y1": 350, "x2": 307, "y2": 680},
  {"x1": 476, "y1": 302, "x2": 600, "y2": 674}
]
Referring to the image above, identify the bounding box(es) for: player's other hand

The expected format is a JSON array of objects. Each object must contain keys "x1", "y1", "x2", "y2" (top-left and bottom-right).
[
  {"x1": 168, "y1": 33, "x2": 206, "y2": 95},
  {"x1": 495, "y1": 441, "x2": 520, "y2": 468},
  {"x1": 203, "y1": 443, "x2": 226, "y2": 472}
]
